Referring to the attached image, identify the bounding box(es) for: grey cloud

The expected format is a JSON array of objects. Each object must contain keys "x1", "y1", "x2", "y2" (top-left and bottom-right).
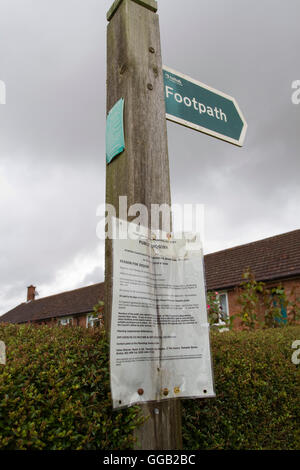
[{"x1": 81, "y1": 265, "x2": 104, "y2": 287}]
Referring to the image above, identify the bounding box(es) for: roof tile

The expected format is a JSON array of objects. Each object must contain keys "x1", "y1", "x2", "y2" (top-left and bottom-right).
[
  {"x1": 0, "y1": 283, "x2": 104, "y2": 324},
  {"x1": 204, "y1": 229, "x2": 300, "y2": 290}
]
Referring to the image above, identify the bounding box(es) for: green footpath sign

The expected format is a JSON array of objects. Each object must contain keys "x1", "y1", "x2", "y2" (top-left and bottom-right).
[{"x1": 163, "y1": 66, "x2": 247, "y2": 147}]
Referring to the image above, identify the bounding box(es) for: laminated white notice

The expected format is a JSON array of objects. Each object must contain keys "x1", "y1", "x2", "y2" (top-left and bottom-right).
[
  {"x1": 110, "y1": 219, "x2": 215, "y2": 409},
  {"x1": 0, "y1": 341, "x2": 6, "y2": 365}
]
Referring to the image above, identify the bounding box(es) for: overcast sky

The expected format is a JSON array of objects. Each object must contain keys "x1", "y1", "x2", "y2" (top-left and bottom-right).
[{"x1": 0, "y1": 0, "x2": 299, "y2": 315}]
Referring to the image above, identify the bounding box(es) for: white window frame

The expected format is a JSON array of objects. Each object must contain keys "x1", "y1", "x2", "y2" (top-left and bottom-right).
[
  {"x1": 218, "y1": 292, "x2": 230, "y2": 324},
  {"x1": 58, "y1": 316, "x2": 73, "y2": 326},
  {"x1": 86, "y1": 313, "x2": 101, "y2": 328}
]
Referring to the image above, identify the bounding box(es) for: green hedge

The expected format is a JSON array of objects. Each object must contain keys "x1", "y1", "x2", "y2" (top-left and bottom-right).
[
  {"x1": 0, "y1": 324, "x2": 299, "y2": 450},
  {"x1": 0, "y1": 324, "x2": 141, "y2": 450},
  {"x1": 183, "y1": 327, "x2": 300, "y2": 450}
]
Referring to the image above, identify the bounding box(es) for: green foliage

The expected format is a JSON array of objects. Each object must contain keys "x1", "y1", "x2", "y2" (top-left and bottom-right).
[
  {"x1": 89, "y1": 301, "x2": 104, "y2": 328},
  {"x1": 0, "y1": 324, "x2": 142, "y2": 450},
  {"x1": 206, "y1": 291, "x2": 232, "y2": 329},
  {"x1": 93, "y1": 300, "x2": 104, "y2": 316},
  {"x1": 236, "y1": 269, "x2": 299, "y2": 329},
  {"x1": 206, "y1": 291, "x2": 221, "y2": 326},
  {"x1": 1, "y1": 324, "x2": 299, "y2": 450},
  {"x1": 262, "y1": 286, "x2": 288, "y2": 328},
  {"x1": 182, "y1": 326, "x2": 300, "y2": 450},
  {"x1": 236, "y1": 269, "x2": 265, "y2": 329},
  {"x1": 288, "y1": 290, "x2": 300, "y2": 324}
]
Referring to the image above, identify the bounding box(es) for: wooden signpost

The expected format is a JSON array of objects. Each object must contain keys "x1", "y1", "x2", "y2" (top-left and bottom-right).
[
  {"x1": 105, "y1": 0, "x2": 247, "y2": 451},
  {"x1": 105, "y1": 0, "x2": 182, "y2": 450}
]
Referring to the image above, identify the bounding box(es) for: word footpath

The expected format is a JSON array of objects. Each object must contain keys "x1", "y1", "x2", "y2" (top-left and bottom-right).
[{"x1": 165, "y1": 85, "x2": 227, "y2": 122}]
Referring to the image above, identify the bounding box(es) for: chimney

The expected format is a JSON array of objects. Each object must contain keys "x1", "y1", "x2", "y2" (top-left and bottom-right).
[{"x1": 27, "y1": 285, "x2": 36, "y2": 302}]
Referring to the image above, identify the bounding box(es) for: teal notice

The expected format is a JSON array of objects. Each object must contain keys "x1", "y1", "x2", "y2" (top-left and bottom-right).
[
  {"x1": 163, "y1": 66, "x2": 247, "y2": 147},
  {"x1": 106, "y1": 98, "x2": 125, "y2": 164}
]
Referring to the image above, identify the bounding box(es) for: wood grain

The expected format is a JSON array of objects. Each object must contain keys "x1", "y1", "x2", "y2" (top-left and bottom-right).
[{"x1": 105, "y1": 0, "x2": 182, "y2": 450}]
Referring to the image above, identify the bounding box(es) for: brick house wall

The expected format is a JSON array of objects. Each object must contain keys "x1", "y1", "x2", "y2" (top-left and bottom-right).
[
  {"x1": 76, "y1": 314, "x2": 89, "y2": 328},
  {"x1": 225, "y1": 276, "x2": 300, "y2": 328},
  {"x1": 204, "y1": 229, "x2": 300, "y2": 328},
  {"x1": 39, "y1": 312, "x2": 103, "y2": 328}
]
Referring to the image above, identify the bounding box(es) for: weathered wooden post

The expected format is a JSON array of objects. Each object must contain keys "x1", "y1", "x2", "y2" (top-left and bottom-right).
[{"x1": 105, "y1": 0, "x2": 182, "y2": 450}]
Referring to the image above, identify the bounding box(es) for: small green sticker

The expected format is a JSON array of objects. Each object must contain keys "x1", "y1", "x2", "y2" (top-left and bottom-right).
[{"x1": 106, "y1": 98, "x2": 125, "y2": 164}]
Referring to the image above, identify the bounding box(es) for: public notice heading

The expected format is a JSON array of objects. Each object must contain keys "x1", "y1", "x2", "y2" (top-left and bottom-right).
[{"x1": 110, "y1": 219, "x2": 215, "y2": 409}]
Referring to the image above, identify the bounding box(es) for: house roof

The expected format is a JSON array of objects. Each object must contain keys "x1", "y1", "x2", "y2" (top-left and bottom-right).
[
  {"x1": 204, "y1": 229, "x2": 300, "y2": 291},
  {"x1": 0, "y1": 283, "x2": 104, "y2": 324},
  {"x1": 1, "y1": 229, "x2": 300, "y2": 324}
]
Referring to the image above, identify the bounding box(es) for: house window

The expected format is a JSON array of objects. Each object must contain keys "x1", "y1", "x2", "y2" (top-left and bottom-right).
[
  {"x1": 86, "y1": 313, "x2": 101, "y2": 328},
  {"x1": 218, "y1": 292, "x2": 229, "y2": 322},
  {"x1": 207, "y1": 291, "x2": 230, "y2": 326},
  {"x1": 58, "y1": 316, "x2": 73, "y2": 326}
]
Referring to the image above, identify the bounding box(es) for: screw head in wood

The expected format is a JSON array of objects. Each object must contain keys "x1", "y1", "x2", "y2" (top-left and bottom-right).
[
  {"x1": 147, "y1": 83, "x2": 153, "y2": 91},
  {"x1": 138, "y1": 388, "x2": 144, "y2": 395},
  {"x1": 162, "y1": 388, "x2": 169, "y2": 396},
  {"x1": 149, "y1": 46, "x2": 155, "y2": 53}
]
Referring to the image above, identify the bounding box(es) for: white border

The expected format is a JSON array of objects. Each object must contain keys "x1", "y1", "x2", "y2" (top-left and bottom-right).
[{"x1": 163, "y1": 65, "x2": 247, "y2": 147}]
